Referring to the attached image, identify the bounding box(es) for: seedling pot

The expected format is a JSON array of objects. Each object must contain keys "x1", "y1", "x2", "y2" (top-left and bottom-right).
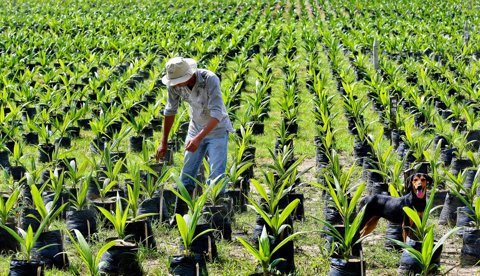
[
  {"x1": 32, "y1": 230, "x2": 69, "y2": 269},
  {"x1": 54, "y1": 136, "x2": 71, "y2": 149},
  {"x1": 328, "y1": 257, "x2": 365, "y2": 276},
  {"x1": 450, "y1": 158, "x2": 473, "y2": 176},
  {"x1": 86, "y1": 178, "x2": 100, "y2": 200},
  {"x1": 248, "y1": 122, "x2": 264, "y2": 135},
  {"x1": 65, "y1": 126, "x2": 80, "y2": 138},
  {"x1": 463, "y1": 169, "x2": 477, "y2": 190},
  {"x1": 323, "y1": 204, "x2": 342, "y2": 228},
  {"x1": 0, "y1": 150, "x2": 9, "y2": 168},
  {"x1": 362, "y1": 158, "x2": 383, "y2": 183},
  {"x1": 315, "y1": 143, "x2": 329, "y2": 169},
  {"x1": 143, "y1": 93, "x2": 157, "y2": 104},
  {"x1": 270, "y1": 235, "x2": 296, "y2": 274},
  {"x1": 346, "y1": 117, "x2": 357, "y2": 135},
  {"x1": 77, "y1": 118, "x2": 91, "y2": 130},
  {"x1": 125, "y1": 219, "x2": 156, "y2": 249},
  {"x1": 461, "y1": 227, "x2": 480, "y2": 265},
  {"x1": 5, "y1": 141, "x2": 15, "y2": 152},
  {"x1": 149, "y1": 161, "x2": 164, "y2": 176},
  {"x1": 366, "y1": 182, "x2": 388, "y2": 196},
  {"x1": 23, "y1": 132, "x2": 39, "y2": 145},
  {"x1": 241, "y1": 146, "x2": 256, "y2": 163},
  {"x1": 285, "y1": 120, "x2": 298, "y2": 135},
  {"x1": 23, "y1": 107, "x2": 37, "y2": 119},
  {"x1": 169, "y1": 254, "x2": 208, "y2": 276},
  {"x1": 253, "y1": 197, "x2": 293, "y2": 245},
  {"x1": 38, "y1": 144, "x2": 54, "y2": 163},
  {"x1": 163, "y1": 142, "x2": 175, "y2": 165},
  {"x1": 141, "y1": 126, "x2": 154, "y2": 138},
  {"x1": 288, "y1": 192, "x2": 305, "y2": 221},
  {"x1": 396, "y1": 140, "x2": 409, "y2": 159},
  {"x1": 203, "y1": 204, "x2": 233, "y2": 240},
  {"x1": 466, "y1": 130, "x2": 480, "y2": 150},
  {"x1": 90, "y1": 137, "x2": 106, "y2": 153},
  {"x1": 440, "y1": 148, "x2": 456, "y2": 166},
  {"x1": 106, "y1": 120, "x2": 122, "y2": 136},
  {"x1": 43, "y1": 191, "x2": 70, "y2": 219},
  {"x1": 92, "y1": 198, "x2": 117, "y2": 213},
  {"x1": 66, "y1": 209, "x2": 97, "y2": 240},
  {"x1": 455, "y1": 206, "x2": 474, "y2": 235},
  {"x1": 353, "y1": 138, "x2": 372, "y2": 165},
  {"x1": 226, "y1": 189, "x2": 246, "y2": 213},
  {"x1": 129, "y1": 135, "x2": 144, "y2": 152},
  {"x1": 20, "y1": 208, "x2": 41, "y2": 232},
  {"x1": 176, "y1": 122, "x2": 189, "y2": 143},
  {"x1": 384, "y1": 222, "x2": 403, "y2": 250},
  {"x1": 0, "y1": 221, "x2": 20, "y2": 253},
  {"x1": 390, "y1": 129, "x2": 403, "y2": 150},
  {"x1": 9, "y1": 260, "x2": 44, "y2": 276},
  {"x1": 324, "y1": 224, "x2": 362, "y2": 258},
  {"x1": 274, "y1": 137, "x2": 294, "y2": 157},
  {"x1": 439, "y1": 192, "x2": 465, "y2": 226},
  {"x1": 149, "y1": 117, "x2": 162, "y2": 131},
  {"x1": 180, "y1": 223, "x2": 217, "y2": 261},
  {"x1": 398, "y1": 238, "x2": 442, "y2": 275},
  {"x1": 99, "y1": 240, "x2": 143, "y2": 276},
  {"x1": 433, "y1": 135, "x2": 449, "y2": 149},
  {"x1": 111, "y1": 151, "x2": 127, "y2": 172},
  {"x1": 10, "y1": 166, "x2": 26, "y2": 182},
  {"x1": 138, "y1": 196, "x2": 169, "y2": 222}
]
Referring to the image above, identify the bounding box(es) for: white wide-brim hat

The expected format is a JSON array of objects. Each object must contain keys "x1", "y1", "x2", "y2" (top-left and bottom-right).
[{"x1": 161, "y1": 57, "x2": 197, "y2": 86}]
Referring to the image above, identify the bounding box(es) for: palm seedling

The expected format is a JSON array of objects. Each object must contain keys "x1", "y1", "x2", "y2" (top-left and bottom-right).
[
  {"x1": 237, "y1": 226, "x2": 303, "y2": 276},
  {"x1": 29, "y1": 182, "x2": 67, "y2": 232},
  {"x1": 97, "y1": 194, "x2": 152, "y2": 240},
  {"x1": 67, "y1": 229, "x2": 119, "y2": 276},
  {"x1": 171, "y1": 180, "x2": 214, "y2": 255},
  {"x1": 1, "y1": 223, "x2": 49, "y2": 263},
  {"x1": 390, "y1": 188, "x2": 460, "y2": 275}
]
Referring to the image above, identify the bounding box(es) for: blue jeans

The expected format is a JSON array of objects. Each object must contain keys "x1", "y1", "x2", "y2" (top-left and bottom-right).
[{"x1": 180, "y1": 133, "x2": 228, "y2": 193}]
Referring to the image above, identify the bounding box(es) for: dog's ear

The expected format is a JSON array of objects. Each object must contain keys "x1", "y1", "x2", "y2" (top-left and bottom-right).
[
  {"x1": 424, "y1": 174, "x2": 433, "y2": 186},
  {"x1": 404, "y1": 175, "x2": 414, "y2": 194}
]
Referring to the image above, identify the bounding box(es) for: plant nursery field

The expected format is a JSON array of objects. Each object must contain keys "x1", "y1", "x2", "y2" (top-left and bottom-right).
[{"x1": 0, "y1": 0, "x2": 480, "y2": 275}]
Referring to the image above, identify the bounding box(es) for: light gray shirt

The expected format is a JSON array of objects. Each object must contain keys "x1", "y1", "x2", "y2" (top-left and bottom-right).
[{"x1": 164, "y1": 69, "x2": 234, "y2": 138}]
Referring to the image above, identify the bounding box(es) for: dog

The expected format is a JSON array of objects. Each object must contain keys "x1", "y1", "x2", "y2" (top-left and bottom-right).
[{"x1": 358, "y1": 172, "x2": 432, "y2": 241}]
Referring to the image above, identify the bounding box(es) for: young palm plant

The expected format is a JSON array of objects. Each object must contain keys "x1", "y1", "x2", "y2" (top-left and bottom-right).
[
  {"x1": 237, "y1": 226, "x2": 303, "y2": 276},
  {"x1": 390, "y1": 187, "x2": 460, "y2": 275},
  {"x1": 1, "y1": 223, "x2": 49, "y2": 274},
  {"x1": 169, "y1": 180, "x2": 213, "y2": 276},
  {"x1": 96, "y1": 194, "x2": 146, "y2": 275},
  {"x1": 67, "y1": 229, "x2": 119, "y2": 276}
]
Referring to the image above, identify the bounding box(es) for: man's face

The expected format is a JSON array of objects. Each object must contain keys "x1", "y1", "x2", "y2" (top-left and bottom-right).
[
  {"x1": 174, "y1": 74, "x2": 195, "y2": 88},
  {"x1": 175, "y1": 81, "x2": 189, "y2": 87}
]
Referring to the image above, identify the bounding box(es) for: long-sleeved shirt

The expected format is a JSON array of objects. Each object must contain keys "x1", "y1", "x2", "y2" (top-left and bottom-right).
[{"x1": 163, "y1": 69, "x2": 234, "y2": 138}]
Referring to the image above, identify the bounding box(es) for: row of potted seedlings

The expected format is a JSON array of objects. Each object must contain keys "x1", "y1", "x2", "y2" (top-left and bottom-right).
[{"x1": 305, "y1": 6, "x2": 480, "y2": 274}]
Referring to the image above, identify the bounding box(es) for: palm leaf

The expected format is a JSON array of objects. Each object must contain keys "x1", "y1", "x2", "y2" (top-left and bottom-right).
[
  {"x1": 278, "y1": 199, "x2": 299, "y2": 226},
  {"x1": 271, "y1": 231, "x2": 304, "y2": 255},
  {"x1": 175, "y1": 214, "x2": 189, "y2": 249},
  {"x1": 237, "y1": 237, "x2": 262, "y2": 261}
]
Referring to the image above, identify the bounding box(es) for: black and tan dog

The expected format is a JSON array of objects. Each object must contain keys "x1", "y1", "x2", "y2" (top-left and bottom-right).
[{"x1": 359, "y1": 172, "x2": 433, "y2": 240}]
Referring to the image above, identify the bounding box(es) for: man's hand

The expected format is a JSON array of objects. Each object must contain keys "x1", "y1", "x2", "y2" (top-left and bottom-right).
[
  {"x1": 185, "y1": 136, "x2": 201, "y2": 152},
  {"x1": 156, "y1": 142, "x2": 168, "y2": 161}
]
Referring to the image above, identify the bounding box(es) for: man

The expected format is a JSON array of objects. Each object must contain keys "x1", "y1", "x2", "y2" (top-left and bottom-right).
[{"x1": 156, "y1": 57, "x2": 233, "y2": 214}]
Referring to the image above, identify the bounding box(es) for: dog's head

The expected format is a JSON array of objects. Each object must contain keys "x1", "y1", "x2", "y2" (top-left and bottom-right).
[{"x1": 405, "y1": 173, "x2": 432, "y2": 199}]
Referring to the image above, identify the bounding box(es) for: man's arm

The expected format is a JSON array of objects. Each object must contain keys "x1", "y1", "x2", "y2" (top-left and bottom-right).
[
  {"x1": 161, "y1": 115, "x2": 175, "y2": 145},
  {"x1": 156, "y1": 115, "x2": 176, "y2": 161},
  {"x1": 156, "y1": 86, "x2": 179, "y2": 161},
  {"x1": 185, "y1": 117, "x2": 219, "y2": 152}
]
